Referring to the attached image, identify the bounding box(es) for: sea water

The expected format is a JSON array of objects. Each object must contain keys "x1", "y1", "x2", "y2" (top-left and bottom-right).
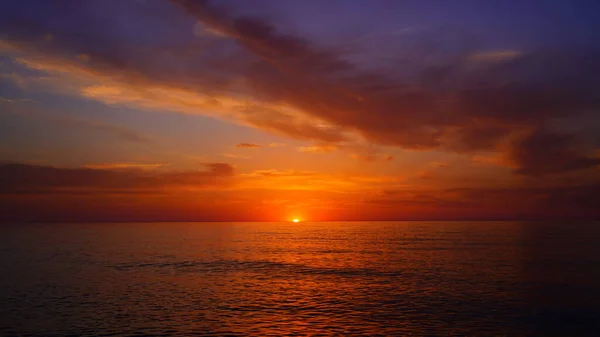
[{"x1": 1, "y1": 221, "x2": 599, "y2": 336}]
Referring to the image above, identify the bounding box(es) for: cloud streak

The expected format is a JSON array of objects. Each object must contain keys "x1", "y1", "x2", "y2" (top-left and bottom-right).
[
  {"x1": 367, "y1": 184, "x2": 600, "y2": 219},
  {"x1": 236, "y1": 143, "x2": 262, "y2": 148},
  {"x1": 507, "y1": 129, "x2": 600, "y2": 176},
  {"x1": 0, "y1": 162, "x2": 235, "y2": 195}
]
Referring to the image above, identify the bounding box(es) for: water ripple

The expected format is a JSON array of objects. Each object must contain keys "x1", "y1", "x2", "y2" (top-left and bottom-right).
[{"x1": 2, "y1": 221, "x2": 600, "y2": 336}]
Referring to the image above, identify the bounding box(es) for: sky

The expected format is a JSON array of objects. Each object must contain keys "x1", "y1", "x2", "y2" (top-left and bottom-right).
[{"x1": 1, "y1": 0, "x2": 599, "y2": 222}]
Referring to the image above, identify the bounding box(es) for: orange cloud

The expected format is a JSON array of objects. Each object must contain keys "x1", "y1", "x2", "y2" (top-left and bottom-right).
[
  {"x1": 2, "y1": 42, "x2": 350, "y2": 145},
  {"x1": 221, "y1": 153, "x2": 250, "y2": 159},
  {"x1": 297, "y1": 145, "x2": 338, "y2": 153},
  {"x1": 471, "y1": 154, "x2": 511, "y2": 167},
  {"x1": 349, "y1": 153, "x2": 394, "y2": 162},
  {"x1": 82, "y1": 163, "x2": 168, "y2": 170},
  {"x1": 238, "y1": 169, "x2": 403, "y2": 192},
  {"x1": 236, "y1": 143, "x2": 262, "y2": 148}
]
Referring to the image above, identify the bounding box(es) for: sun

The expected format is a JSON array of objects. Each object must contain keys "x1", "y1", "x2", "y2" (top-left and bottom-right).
[{"x1": 292, "y1": 218, "x2": 300, "y2": 223}]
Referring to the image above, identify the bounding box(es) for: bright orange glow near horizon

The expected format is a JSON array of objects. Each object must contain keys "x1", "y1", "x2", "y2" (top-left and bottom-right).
[{"x1": 292, "y1": 218, "x2": 300, "y2": 223}]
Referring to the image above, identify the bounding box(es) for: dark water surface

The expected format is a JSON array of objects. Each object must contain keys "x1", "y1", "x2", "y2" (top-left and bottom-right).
[{"x1": 1, "y1": 221, "x2": 600, "y2": 336}]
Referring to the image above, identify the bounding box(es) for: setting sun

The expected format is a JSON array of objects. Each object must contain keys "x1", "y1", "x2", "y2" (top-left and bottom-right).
[{"x1": 292, "y1": 219, "x2": 300, "y2": 223}]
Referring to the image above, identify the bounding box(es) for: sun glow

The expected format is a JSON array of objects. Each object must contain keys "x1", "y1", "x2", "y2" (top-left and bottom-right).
[{"x1": 292, "y1": 218, "x2": 300, "y2": 223}]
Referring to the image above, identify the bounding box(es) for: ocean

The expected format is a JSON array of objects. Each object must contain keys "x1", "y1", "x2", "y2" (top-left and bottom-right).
[{"x1": 1, "y1": 221, "x2": 599, "y2": 336}]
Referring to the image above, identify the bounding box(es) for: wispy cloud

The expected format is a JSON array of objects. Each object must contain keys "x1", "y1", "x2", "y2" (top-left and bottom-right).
[
  {"x1": 297, "y1": 145, "x2": 338, "y2": 153},
  {"x1": 236, "y1": 143, "x2": 262, "y2": 148},
  {"x1": 0, "y1": 162, "x2": 235, "y2": 195},
  {"x1": 2, "y1": 43, "x2": 348, "y2": 144},
  {"x1": 82, "y1": 163, "x2": 168, "y2": 170},
  {"x1": 238, "y1": 168, "x2": 403, "y2": 192},
  {"x1": 349, "y1": 153, "x2": 394, "y2": 162},
  {"x1": 221, "y1": 153, "x2": 250, "y2": 159},
  {"x1": 467, "y1": 50, "x2": 521, "y2": 62},
  {"x1": 0, "y1": 96, "x2": 35, "y2": 103}
]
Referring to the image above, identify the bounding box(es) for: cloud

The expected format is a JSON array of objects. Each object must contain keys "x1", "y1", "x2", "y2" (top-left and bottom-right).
[
  {"x1": 193, "y1": 21, "x2": 228, "y2": 38},
  {"x1": 297, "y1": 144, "x2": 337, "y2": 153},
  {"x1": 0, "y1": 160, "x2": 403, "y2": 197},
  {"x1": 2, "y1": 0, "x2": 599, "y2": 176},
  {"x1": 237, "y1": 168, "x2": 403, "y2": 192},
  {"x1": 2, "y1": 162, "x2": 596, "y2": 221},
  {"x1": 221, "y1": 153, "x2": 250, "y2": 159},
  {"x1": 0, "y1": 162, "x2": 235, "y2": 195},
  {"x1": 296, "y1": 142, "x2": 395, "y2": 162},
  {"x1": 506, "y1": 129, "x2": 600, "y2": 176},
  {"x1": 236, "y1": 143, "x2": 262, "y2": 148},
  {"x1": 82, "y1": 163, "x2": 168, "y2": 170},
  {"x1": 242, "y1": 169, "x2": 317, "y2": 178},
  {"x1": 467, "y1": 50, "x2": 521, "y2": 62},
  {"x1": 1, "y1": 12, "x2": 350, "y2": 145},
  {"x1": 367, "y1": 184, "x2": 600, "y2": 218},
  {"x1": 169, "y1": 1, "x2": 600, "y2": 170},
  {"x1": 349, "y1": 153, "x2": 394, "y2": 162},
  {"x1": 431, "y1": 161, "x2": 449, "y2": 168},
  {"x1": 0, "y1": 96, "x2": 35, "y2": 103},
  {"x1": 204, "y1": 162, "x2": 235, "y2": 175},
  {"x1": 417, "y1": 171, "x2": 436, "y2": 180},
  {"x1": 471, "y1": 154, "x2": 510, "y2": 167}
]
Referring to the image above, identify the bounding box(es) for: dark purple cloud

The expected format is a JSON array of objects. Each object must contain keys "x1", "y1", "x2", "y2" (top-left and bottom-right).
[
  {"x1": 0, "y1": 162, "x2": 234, "y2": 194},
  {"x1": 369, "y1": 184, "x2": 600, "y2": 219},
  {"x1": 507, "y1": 129, "x2": 600, "y2": 176}
]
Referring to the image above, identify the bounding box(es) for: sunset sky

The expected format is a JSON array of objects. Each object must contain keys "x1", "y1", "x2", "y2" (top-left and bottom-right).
[{"x1": 1, "y1": 0, "x2": 599, "y2": 222}]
